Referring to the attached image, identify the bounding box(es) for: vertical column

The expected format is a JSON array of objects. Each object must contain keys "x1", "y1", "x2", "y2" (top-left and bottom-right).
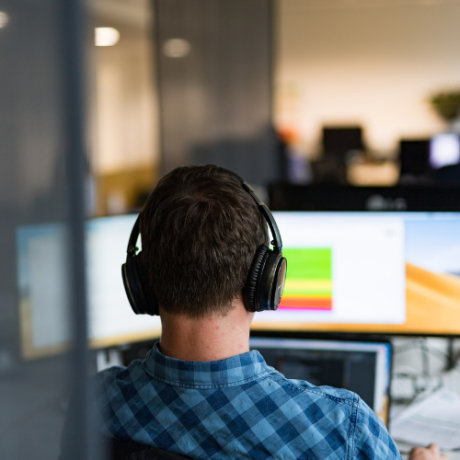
[{"x1": 155, "y1": 0, "x2": 277, "y2": 186}]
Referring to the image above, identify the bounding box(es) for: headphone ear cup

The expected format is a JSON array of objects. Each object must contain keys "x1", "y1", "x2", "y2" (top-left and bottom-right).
[
  {"x1": 244, "y1": 245, "x2": 269, "y2": 312},
  {"x1": 258, "y1": 252, "x2": 286, "y2": 311},
  {"x1": 122, "y1": 255, "x2": 144, "y2": 314},
  {"x1": 136, "y1": 252, "x2": 159, "y2": 315},
  {"x1": 121, "y1": 251, "x2": 159, "y2": 316}
]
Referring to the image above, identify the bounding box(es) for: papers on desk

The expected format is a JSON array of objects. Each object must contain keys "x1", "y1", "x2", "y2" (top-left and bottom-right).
[{"x1": 390, "y1": 388, "x2": 460, "y2": 450}]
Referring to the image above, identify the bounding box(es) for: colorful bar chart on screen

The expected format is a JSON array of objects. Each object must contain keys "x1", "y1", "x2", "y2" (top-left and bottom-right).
[{"x1": 280, "y1": 248, "x2": 333, "y2": 311}]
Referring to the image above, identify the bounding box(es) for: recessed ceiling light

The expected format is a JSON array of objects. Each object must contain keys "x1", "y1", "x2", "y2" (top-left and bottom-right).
[
  {"x1": 163, "y1": 39, "x2": 191, "y2": 58},
  {"x1": 0, "y1": 11, "x2": 9, "y2": 29},
  {"x1": 95, "y1": 27, "x2": 120, "y2": 47}
]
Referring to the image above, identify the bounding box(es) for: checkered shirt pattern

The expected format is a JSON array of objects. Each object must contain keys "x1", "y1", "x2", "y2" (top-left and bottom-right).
[{"x1": 93, "y1": 344, "x2": 401, "y2": 460}]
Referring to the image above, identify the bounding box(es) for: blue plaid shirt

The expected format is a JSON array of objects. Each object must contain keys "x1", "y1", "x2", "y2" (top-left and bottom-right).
[{"x1": 94, "y1": 343, "x2": 401, "y2": 460}]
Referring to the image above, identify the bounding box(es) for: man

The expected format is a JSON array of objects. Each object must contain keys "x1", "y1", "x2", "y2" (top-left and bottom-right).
[{"x1": 92, "y1": 164, "x2": 402, "y2": 459}]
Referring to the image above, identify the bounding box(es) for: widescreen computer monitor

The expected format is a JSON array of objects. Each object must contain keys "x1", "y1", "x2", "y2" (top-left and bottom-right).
[
  {"x1": 251, "y1": 211, "x2": 460, "y2": 335},
  {"x1": 17, "y1": 210, "x2": 460, "y2": 357},
  {"x1": 322, "y1": 126, "x2": 364, "y2": 157},
  {"x1": 250, "y1": 337, "x2": 392, "y2": 426},
  {"x1": 16, "y1": 215, "x2": 161, "y2": 358}
]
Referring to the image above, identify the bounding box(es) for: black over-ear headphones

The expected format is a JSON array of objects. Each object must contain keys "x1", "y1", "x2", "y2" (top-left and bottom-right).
[{"x1": 121, "y1": 169, "x2": 287, "y2": 315}]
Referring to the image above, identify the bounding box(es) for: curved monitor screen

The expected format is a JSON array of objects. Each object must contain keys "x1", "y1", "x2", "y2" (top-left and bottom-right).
[
  {"x1": 252, "y1": 212, "x2": 460, "y2": 336},
  {"x1": 17, "y1": 215, "x2": 161, "y2": 358},
  {"x1": 17, "y1": 211, "x2": 460, "y2": 358}
]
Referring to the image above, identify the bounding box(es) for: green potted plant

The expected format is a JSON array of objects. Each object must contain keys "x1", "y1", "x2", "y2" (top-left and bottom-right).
[{"x1": 430, "y1": 90, "x2": 460, "y2": 127}]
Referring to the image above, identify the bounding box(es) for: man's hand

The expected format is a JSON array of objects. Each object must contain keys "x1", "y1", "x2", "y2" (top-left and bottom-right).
[{"x1": 409, "y1": 444, "x2": 448, "y2": 460}]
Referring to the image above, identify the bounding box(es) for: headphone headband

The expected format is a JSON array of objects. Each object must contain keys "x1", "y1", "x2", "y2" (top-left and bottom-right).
[
  {"x1": 125, "y1": 169, "x2": 283, "y2": 258},
  {"x1": 127, "y1": 215, "x2": 141, "y2": 256},
  {"x1": 220, "y1": 169, "x2": 283, "y2": 251}
]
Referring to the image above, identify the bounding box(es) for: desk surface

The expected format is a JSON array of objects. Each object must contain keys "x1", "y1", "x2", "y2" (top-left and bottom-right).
[
  {"x1": 392, "y1": 402, "x2": 460, "y2": 460},
  {"x1": 396, "y1": 441, "x2": 460, "y2": 460}
]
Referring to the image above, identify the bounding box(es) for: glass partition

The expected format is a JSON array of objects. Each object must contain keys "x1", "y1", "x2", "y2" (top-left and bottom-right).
[{"x1": 0, "y1": 1, "x2": 95, "y2": 458}]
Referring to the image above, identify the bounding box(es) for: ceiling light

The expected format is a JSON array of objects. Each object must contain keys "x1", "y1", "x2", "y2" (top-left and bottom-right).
[
  {"x1": 95, "y1": 27, "x2": 120, "y2": 47},
  {"x1": 0, "y1": 12, "x2": 9, "y2": 28},
  {"x1": 163, "y1": 39, "x2": 191, "y2": 58}
]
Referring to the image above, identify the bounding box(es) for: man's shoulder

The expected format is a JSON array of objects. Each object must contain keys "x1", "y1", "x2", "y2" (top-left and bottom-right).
[
  {"x1": 264, "y1": 370, "x2": 401, "y2": 459},
  {"x1": 288, "y1": 375, "x2": 359, "y2": 401},
  {"x1": 91, "y1": 359, "x2": 149, "y2": 398}
]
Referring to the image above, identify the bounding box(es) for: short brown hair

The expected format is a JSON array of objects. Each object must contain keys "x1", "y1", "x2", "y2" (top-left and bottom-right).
[{"x1": 140, "y1": 165, "x2": 268, "y2": 318}]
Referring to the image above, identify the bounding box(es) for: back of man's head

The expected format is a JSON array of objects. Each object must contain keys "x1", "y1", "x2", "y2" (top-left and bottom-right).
[{"x1": 140, "y1": 165, "x2": 268, "y2": 318}]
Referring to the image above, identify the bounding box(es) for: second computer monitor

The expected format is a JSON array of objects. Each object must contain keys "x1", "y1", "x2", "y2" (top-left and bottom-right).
[
  {"x1": 251, "y1": 211, "x2": 460, "y2": 336},
  {"x1": 322, "y1": 126, "x2": 364, "y2": 156}
]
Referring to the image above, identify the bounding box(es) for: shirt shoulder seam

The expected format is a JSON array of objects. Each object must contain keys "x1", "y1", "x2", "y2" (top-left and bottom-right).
[
  {"x1": 269, "y1": 374, "x2": 357, "y2": 407},
  {"x1": 347, "y1": 393, "x2": 359, "y2": 460}
]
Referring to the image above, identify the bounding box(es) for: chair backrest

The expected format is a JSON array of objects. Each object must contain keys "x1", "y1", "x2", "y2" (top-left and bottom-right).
[{"x1": 111, "y1": 437, "x2": 193, "y2": 460}]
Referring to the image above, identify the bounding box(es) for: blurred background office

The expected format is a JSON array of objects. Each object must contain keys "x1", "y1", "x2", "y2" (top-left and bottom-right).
[
  {"x1": 91, "y1": 0, "x2": 460, "y2": 217},
  {"x1": 1, "y1": 0, "x2": 460, "y2": 459}
]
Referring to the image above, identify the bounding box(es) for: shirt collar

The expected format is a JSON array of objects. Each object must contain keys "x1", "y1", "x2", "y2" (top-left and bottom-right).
[{"x1": 144, "y1": 343, "x2": 270, "y2": 388}]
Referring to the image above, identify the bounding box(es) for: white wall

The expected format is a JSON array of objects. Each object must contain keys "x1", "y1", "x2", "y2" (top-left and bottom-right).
[
  {"x1": 275, "y1": 0, "x2": 460, "y2": 157},
  {"x1": 94, "y1": 35, "x2": 159, "y2": 174}
]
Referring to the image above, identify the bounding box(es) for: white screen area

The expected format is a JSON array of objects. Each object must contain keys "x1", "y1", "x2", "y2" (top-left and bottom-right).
[
  {"x1": 17, "y1": 225, "x2": 71, "y2": 351},
  {"x1": 254, "y1": 213, "x2": 406, "y2": 325},
  {"x1": 430, "y1": 133, "x2": 460, "y2": 169},
  {"x1": 17, "y1": 217, "x2": 160, "y2": 354},
  {"x1": 86, "y1": 215, "x2": 161, "y2": 344}
]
